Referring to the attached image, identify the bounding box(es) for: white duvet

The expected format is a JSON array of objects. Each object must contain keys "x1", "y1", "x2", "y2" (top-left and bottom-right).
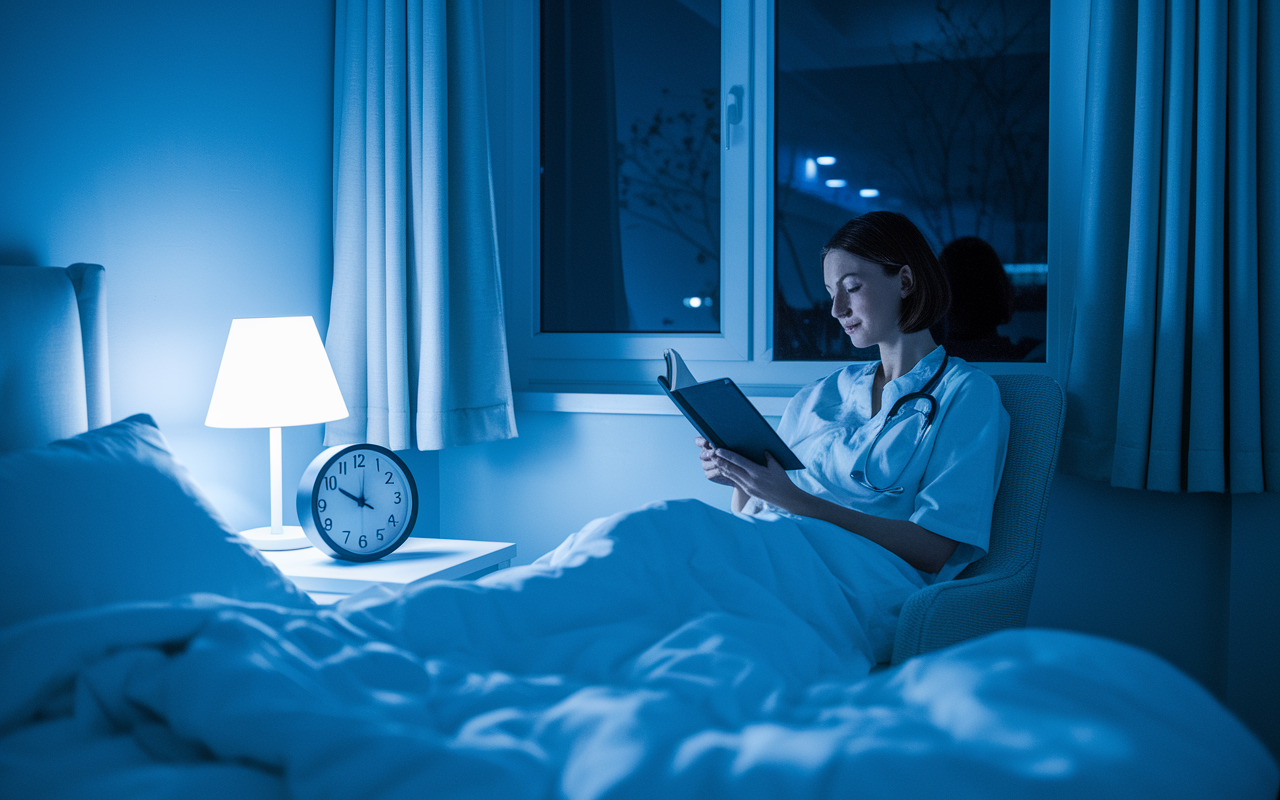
[{"x1": 1, "y1": 500, "x2": 1275, "y2": 799}]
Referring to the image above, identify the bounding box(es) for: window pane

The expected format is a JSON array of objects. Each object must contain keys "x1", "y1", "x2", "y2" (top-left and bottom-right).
[
  {"x1": 541, "y1": 0, "x2": 721, "y2": 333},
  {"x1": 774, "y1": 0, "x2": 1050, "y2": 361}
]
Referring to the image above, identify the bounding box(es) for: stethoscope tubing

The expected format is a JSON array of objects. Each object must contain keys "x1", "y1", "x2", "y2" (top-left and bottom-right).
[{"x1": 850, "y1": 352, "x2": 951, "y2": 494}]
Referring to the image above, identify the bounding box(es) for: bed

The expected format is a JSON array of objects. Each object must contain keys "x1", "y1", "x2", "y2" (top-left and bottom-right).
[{"x1": 1, "y1": 264, "x2": 1277, "y2": 799}]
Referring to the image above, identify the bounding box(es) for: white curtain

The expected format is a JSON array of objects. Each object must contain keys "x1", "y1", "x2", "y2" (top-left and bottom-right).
[
  {"x1": 325, "y1": 0, "x2": 517, "y2": 451},
  {"x1": 1061, "y1": 0, "x2": 1279, "y2": 492}
]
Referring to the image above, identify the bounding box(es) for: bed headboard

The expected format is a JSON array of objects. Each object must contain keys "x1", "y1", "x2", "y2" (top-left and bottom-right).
[{"x1": 0, "y1": 264, "x2": 110, "y2": 454}]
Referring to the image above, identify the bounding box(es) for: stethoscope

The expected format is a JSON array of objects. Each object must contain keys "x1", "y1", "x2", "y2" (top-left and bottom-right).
[{"x1": 849, "y1": 352, "x2": 950, "y2": 495}]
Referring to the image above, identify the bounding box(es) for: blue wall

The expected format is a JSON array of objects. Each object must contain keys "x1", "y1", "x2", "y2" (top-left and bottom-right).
[
  {"x1": 440, "y1": 411, "x2": 729, "y2": 561},
  {"x1": 0, "y1": 0, "x2": 338, "y2": 530},
  {"x1": 1227, "y1": 495, "x2": 1280, "y2": 759}
]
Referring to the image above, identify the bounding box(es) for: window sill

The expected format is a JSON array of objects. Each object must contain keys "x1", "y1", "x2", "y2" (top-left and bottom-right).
[
  {"x1": 513, "y1": 391, "x2": 790, "y2": 417},
  {"x1": 512, "y1": 357, "x2": 1055, "y2": 418}
]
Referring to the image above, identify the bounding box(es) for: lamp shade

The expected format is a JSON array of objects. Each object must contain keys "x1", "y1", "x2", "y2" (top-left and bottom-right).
[{"x1": 206, "y1": 316, "x2": 349, "y2": 429}]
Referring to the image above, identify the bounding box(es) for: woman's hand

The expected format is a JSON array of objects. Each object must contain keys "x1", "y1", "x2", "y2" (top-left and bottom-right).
[
  {"x1": 705, "y1": 443, "x2": 959, "y2": 573},
  {"x1": 695, "y1": 437, "x2": 736, "y2": 486},
  {"x1": 709, "y1": 448, "x2": 808, "y2": 513}
]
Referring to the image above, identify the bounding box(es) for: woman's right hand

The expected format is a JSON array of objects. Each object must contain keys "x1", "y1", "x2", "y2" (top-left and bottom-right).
[{"x1": 696, "y1": 437, "x2": 736, "y2": 486}]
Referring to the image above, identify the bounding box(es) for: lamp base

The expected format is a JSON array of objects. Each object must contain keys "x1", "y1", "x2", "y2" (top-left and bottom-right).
[{"x1": 239, "y1": 525, "x2": 313, "y2": 551}]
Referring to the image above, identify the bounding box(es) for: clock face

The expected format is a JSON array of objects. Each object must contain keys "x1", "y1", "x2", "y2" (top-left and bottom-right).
[{"x1": 297, "y1": 444, "x2": 418, "y2": 561}]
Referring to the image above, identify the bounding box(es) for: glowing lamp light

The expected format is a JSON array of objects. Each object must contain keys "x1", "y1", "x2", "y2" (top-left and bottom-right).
[
  {"x1": 682, "y1": 296, "x2": 714, "y2": 309},
  {"x1": 860, "y1": 188, "x2": 881, "y2": 198},
  {"x1": 816, "y1": 156, "x2": 837, "y2": 166},
  {"x1": 206, "y1": 316, "x2": 348, "y2": 550},
  {"x1": 804, "y1": 158, "x2": 818, "y2": 180},
  {"x1": 825, "y1": 179, "x2": 847, "y2": 188}
]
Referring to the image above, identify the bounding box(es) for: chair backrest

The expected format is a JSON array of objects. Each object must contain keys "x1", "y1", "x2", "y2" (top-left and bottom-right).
[
  {"x1": 889, "y1": 372, "x2": 1065, "y2": 665},
  {"x1": 0, "y1": 264, "x2": 110, "y2": 453}
]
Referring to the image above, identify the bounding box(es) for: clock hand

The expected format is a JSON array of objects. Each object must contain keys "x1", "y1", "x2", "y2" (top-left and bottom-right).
[
  {"x1": 341, "y1": 485, "x2": 374, "y2": 510},
  {"x1": 352, "y1": 469, "x2": 374, "y2": 510},
  {"x1": 359, "y1": 469, "x2": 366, "y2": 537}
]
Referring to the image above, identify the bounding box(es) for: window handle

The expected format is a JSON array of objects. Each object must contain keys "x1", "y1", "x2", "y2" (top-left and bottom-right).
[{"x1": 725, "y1": 85, "x2": 744, "y2": 150}]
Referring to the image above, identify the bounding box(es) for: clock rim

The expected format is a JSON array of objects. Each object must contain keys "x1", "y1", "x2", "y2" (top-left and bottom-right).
[{"x1": 296, "y1": 443, "x2": 420, "y2": 562}]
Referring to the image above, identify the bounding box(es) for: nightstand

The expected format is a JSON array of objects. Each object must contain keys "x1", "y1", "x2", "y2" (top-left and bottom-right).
[{"x1": 262, "y1": 537, "x2": 516, "y2": 604}]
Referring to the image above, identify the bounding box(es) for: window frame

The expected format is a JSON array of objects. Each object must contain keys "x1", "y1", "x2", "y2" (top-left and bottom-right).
[{"x1": 491, "y1": 0, "x2": 1084, "y2": 400}]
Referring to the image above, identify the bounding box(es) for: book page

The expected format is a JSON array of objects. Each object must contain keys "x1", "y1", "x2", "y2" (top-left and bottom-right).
[{"x1": 664, "y1": 349, "x2": 698, "y2": 390}]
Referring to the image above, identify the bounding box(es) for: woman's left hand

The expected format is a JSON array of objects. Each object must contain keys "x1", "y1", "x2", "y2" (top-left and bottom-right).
[{"x1": 711, "y1": 449, "x2": 809, "y2": 514}]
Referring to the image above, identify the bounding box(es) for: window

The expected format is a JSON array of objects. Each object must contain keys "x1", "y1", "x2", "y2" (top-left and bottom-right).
[{"x1": 493, "y1": 0, "x2": 1078, "y2": 395}]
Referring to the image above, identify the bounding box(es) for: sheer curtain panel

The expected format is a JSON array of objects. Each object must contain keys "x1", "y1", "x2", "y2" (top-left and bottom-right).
[
  {"x1": 1062, "y1": 0, "x2": 1279, "y2": 493},
  {"x1": 326, "y1": 0, "x2": 517, "y2": 451}
]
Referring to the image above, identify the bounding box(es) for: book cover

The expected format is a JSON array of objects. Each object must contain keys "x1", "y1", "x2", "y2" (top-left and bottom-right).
[{"x1": 658, "y1": 349, "x2": 804, "y2": 471}]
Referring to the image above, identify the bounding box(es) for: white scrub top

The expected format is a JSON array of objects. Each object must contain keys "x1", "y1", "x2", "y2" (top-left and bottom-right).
[{"x1": 748, "y1": 345, "x2": 1009, "y2": 583}]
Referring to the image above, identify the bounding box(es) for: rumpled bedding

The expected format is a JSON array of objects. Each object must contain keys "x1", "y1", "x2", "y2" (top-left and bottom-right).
[{"x1": 1, "y1": 500, "x2": 1275, "y2": 799}]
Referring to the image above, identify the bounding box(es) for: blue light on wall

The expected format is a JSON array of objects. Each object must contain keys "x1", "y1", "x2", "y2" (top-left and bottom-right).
[{"x1": 0, "y1": 0, "x2": 343, "y2": 533}]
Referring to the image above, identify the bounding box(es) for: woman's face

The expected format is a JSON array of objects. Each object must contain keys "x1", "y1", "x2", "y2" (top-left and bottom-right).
[{"x1": 823, "y1": 249, "x2": 911, "y2": 349}]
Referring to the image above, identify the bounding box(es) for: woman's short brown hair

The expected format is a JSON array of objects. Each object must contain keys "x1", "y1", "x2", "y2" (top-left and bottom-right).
[{"x1": 821, "y1": 211, "x2": 951, "y2": 335}]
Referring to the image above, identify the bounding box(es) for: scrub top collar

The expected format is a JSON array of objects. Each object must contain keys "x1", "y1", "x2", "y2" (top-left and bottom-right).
[{"x1": 864, "y1": 345, "x2": 949, "y2": 419}]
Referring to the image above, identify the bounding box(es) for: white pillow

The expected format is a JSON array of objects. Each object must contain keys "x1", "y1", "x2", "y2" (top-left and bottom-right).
[{"x1": 0, "y1": 414, "x2": 313, "y2": 629}]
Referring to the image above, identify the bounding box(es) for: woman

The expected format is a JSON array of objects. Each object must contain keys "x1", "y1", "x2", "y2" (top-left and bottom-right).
[{"x1": 699, "y1": 211, "x2": 1009, "y2": 583}]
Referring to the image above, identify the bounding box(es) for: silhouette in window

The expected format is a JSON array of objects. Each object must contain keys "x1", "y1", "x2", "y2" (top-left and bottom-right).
[{"x1": 939, "y1": 237, "x2": 1040, "y2": 362}]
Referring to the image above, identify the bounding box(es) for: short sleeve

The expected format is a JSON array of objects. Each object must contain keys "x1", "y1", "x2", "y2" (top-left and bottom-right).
[{"x1": 909, "y1": 371, "x2": 1009, "y2": 582}]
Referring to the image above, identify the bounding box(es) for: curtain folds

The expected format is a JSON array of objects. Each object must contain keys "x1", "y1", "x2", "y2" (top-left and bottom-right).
[
  {"x1": 1062, "y1": 0, "x2": 1278, "y2": 493},
  {"x1": 326, "y1": 0, "x2": 517, "y2": 451}
]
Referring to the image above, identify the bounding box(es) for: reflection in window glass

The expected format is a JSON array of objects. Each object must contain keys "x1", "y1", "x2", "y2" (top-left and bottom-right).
[
  {"x1": 774, "y1": 0, "x2": 1050, "y2": 361},
  {"x1": 541, "y1": 0, "x2": 721, "y2": 333}
]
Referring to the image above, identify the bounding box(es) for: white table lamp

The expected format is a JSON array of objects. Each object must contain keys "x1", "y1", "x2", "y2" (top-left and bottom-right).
[{"x1": 206, "y1": 316, "x2": 348, "y2": 550}]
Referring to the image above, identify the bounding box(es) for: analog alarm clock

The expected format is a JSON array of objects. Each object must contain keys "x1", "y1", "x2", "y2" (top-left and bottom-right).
[{"x1": 297, "y1": 443, "x2": 418, "y2": 561}]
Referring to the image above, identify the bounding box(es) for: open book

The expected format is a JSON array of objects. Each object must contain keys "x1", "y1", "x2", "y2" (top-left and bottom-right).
[{"x1": 657, "y1": 349, "x2": 804, "y2": 470}]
